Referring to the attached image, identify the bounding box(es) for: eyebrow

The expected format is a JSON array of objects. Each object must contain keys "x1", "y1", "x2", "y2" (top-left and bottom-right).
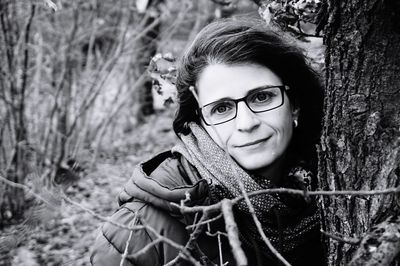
[{"x1": 204, "y1": 85, "x2": 281, "y2": 105}]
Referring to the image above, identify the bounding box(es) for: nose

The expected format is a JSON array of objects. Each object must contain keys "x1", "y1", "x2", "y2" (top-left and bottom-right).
[{"x1": 235, "y1": 101, "x2": 261, "y2": 132}]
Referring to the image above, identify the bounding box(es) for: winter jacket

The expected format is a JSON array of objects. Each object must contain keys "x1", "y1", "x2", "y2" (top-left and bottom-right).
[{"x1": 90, "y1": 151, "x2": 325, "y2": 266}]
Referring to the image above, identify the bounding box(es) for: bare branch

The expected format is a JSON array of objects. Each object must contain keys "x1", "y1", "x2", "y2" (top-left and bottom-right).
[
  {"x1": 217, "y1": 232, "x2": 227, "y2": 266},
  {"x1": 186, "y1": 213, "x2": 223, "y2": 230},
  {"x1": 0, "y1": 173, "x2": 145, "y2": 232},
  {"x1": 141, "y1": 222, "x2": 204, "y2": 266},
  {"x1": 120, "y1": 230, "x2": 134, "y2": 266},
  {"x1": 173, "y1": 186, "x2": 400, "y2": 215},
  {"x1": 221, "y1": 199, "x2": 247, "y2": 266},
  {"x1": 0, "y1": 172, "x2": 55, "y2": 208},
  {"x1": 321, "y1": 230, "x2": 360, "y2": 245},
  {"x1": 127, "y1": 238, "x2": 163, "y2": 260},
  {"x1": 164, "y1": 210, "x2": 216, "y2": 266}
]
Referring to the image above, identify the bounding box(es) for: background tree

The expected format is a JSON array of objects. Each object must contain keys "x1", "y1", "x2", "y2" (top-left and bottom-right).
[
  {"x1": 0, "y1": 0, "x2": 191, "y2": 225},
  {"x1": 134, "y1": 0, "x2": 162, "y2": 121},
  {"x1": 318, "y1": 0, "x2": 400, "y2": 264},
  {"x1": 0, "y1": 1, "x2": 36, "y2": 225}
]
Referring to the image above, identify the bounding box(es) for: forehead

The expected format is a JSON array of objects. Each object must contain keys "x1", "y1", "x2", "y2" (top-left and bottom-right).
[{"x1": 196, "y1": 63, "x2": 283, "y2": 105}]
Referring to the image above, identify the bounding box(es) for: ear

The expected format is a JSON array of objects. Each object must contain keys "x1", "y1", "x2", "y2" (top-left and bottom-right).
[{"x1": 292, "y1": 106, "x2": 300, "y2": 121}]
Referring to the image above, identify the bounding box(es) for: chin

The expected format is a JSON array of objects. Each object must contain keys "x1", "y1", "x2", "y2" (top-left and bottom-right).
[{"x1": 234, "y1": 155, "x2": 276, "y2": 171}]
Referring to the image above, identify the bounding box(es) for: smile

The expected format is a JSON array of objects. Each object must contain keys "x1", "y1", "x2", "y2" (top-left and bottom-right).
[{"x1": 235, "y1": 137, "x2": 270, "y2": 148}]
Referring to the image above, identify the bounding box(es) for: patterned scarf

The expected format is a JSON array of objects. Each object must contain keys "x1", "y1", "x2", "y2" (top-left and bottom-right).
[{"x1": 172, "y1": 122, "x2": 320, "y2": 254}]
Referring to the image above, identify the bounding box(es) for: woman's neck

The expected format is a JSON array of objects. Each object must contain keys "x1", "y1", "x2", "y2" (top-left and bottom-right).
[{"x1": 252, "y1": 155, "x2": 287, "y2": 185}]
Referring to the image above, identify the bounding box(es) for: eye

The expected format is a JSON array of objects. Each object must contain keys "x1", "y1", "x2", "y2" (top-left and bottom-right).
[
  {"x1": 216, "y1": 106, "x2": 227, "y2": 113},
  {"x1": 211, "y1": 102, "x2": 234, "y2": 115},
  {"x1": 253, "y1": 91, "x2": 273, "y2": 103}
]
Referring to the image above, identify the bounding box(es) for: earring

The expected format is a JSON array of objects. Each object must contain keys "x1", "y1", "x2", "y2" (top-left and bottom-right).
[
  {"x1": 293, "y1": 119, "x2": 298, "y2": 128},
  {"x1": 183, "y1": 122, "x2": 190, "y2": 130}
]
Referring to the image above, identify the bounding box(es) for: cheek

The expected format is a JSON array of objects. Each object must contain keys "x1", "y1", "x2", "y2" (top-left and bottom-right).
[
  {"x1": 275, "y1": 110, "x2": 295, "y2": 142},
  {"x1": 258, "y1": 106, "x2": 294, "y2": 140},
  {"x1": 282, "y1": 120, "x2": 294, "y2": 142},
  {"x1": 201, "y1": 122, "x2": 232, "y2": 148}
]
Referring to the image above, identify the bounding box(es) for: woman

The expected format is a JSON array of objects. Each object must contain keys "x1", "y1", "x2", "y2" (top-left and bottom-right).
[{"x1": 91, "y1": 18, "x2": 325, "y2": 266}]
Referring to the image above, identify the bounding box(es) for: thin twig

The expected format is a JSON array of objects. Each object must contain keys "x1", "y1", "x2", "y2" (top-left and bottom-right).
[
  {"x1": 0, "y1": 173, "x2": 54, "y2": 208},
  {"x1": 221, "y1": 199, "x2": 247, "y2": 266},
  {"x1": 60, "y1": 193, "x2": 144, "y2": 231},
  {"x1": 172, "y1": 186, "x2": 400, "y2": 214},
  {"x1": 123, "y1": 215, "x2": 203, "y2": 266},
  {"x1": 206, "y1": 230, "x2": 228, "y2": 238},
  {"x1": 217, "y1": 232, "x2": 227, "y2": 266},
  {"x1": 144, "y1": 228, "x2": 202, "y2": 266},
  {"x1": 120, "y1": 230, "x2": 134, "y2": 266},
  {"x1": 165, "y1": 211, "x2": 216, "y2": 266},
  {"x1": 186, "y1": 213, "x2": 223, "y2": 230},
  {"x1": 233, "y1": 184, "x2": 291, "y2": 266},
  {"x1": 321, "y1": 230, "x2": 360, "y2": 245},
  {"x1": 0, "y1": 174, "x2": 145, "y2": 231},
  {"x1": 126, "y1": 238, "x2": 162, "y2": 260}
]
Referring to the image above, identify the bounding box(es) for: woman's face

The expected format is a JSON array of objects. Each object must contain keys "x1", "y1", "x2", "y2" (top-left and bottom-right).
[{"x1": 197, "y1": 63, "x2": 298, "y2": 174}]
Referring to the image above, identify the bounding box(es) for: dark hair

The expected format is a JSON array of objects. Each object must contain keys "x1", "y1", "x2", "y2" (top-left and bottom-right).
[{"x1": 173, "y1": 18, "x2": 324, "y2": 168}]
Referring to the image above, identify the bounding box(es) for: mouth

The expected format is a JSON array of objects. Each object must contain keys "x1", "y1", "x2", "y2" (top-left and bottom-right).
[{"x1": 235, "y1": 137, "x2": 270, "y2": 148}]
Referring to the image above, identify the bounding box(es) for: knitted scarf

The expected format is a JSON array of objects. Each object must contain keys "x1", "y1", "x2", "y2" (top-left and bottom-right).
[{"x1": 172, "y1": 122, "x2": 320, "y2": 254}]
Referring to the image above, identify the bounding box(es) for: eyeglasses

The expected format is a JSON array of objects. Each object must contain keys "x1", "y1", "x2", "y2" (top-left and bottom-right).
[{"x1": 199, "y1": 85, "x2": 289, "y2": 126}]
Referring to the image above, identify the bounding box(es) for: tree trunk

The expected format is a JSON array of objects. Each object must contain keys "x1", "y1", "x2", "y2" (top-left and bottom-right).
[
  {"x1": 0, "y1": 2, "x2": 35, "y2": 226},
  {"x1": 136, "y1": 7, "x2": 161, "y2": 122},
  {"x1": 319, "y1": 0, "x2": 400, "y2": 264}
]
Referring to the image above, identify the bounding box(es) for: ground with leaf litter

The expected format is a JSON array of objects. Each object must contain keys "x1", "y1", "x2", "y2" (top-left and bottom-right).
[{"x1": 1, "y1": 112, "x2": 177, "y2": 266}]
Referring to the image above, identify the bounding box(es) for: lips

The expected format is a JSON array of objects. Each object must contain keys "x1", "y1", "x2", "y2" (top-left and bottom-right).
[{"x1": 234, "y1": 137, "x2": 270, "y2": 148}]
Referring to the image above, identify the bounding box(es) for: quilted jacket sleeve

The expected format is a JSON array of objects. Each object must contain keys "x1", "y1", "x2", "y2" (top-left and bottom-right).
[{"x1": 90, "y1": 200, "x2": 191, "y2": 266}]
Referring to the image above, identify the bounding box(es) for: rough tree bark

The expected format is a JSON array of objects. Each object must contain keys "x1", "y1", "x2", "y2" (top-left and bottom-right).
[{"x1": 318, "y1": 0, "x2": 400, "y2": 264}]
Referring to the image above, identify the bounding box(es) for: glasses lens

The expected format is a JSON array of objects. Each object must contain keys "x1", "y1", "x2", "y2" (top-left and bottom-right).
[
  {"x1": 247, "y1": 86, "x2": 283, "y2": 112},
  {"x1": 202, "y1": 100, "x2": 236, "y2": 125}
]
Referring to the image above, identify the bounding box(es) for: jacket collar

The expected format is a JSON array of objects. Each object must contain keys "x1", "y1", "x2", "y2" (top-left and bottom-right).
[{"x1": 118, "y1": 151, "x2": 210, "y2": 218}]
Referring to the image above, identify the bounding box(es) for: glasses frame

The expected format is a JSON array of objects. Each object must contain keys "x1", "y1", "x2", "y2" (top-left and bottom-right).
[{"x1": 199, "y1": 85, "x2": 290, "y2": 126}]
